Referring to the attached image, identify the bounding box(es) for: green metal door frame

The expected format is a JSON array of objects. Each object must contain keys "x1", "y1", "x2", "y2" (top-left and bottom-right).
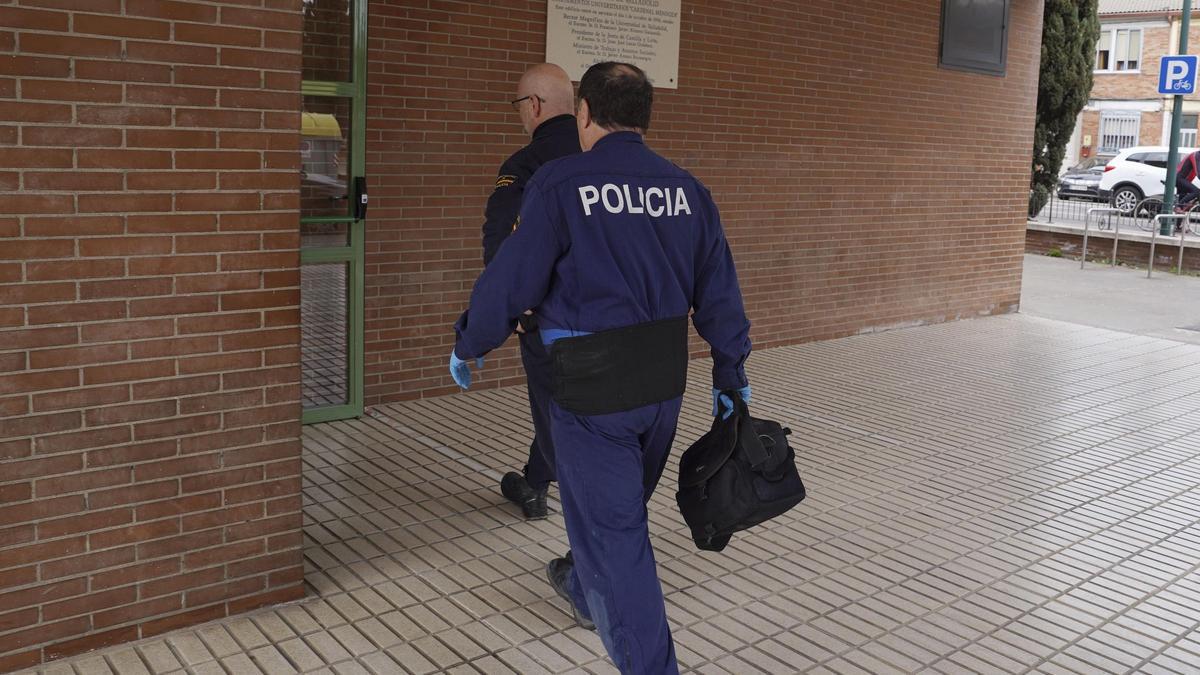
[{"x1": 300, "y1": 1, "x2": 367, "y2": 424}]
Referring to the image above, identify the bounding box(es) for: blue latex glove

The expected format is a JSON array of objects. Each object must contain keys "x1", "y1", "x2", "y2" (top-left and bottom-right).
[
  {"x1": 449, "y1": 351, "x2": 485, "y2": 390},
  {"x1": 712, "y1": 385, "x2": 752, "y2": 419}
]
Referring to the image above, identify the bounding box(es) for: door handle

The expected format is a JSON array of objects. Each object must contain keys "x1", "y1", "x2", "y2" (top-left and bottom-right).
[{"x1": 353, "y1": 176, "x2": 368, "y2": 220}]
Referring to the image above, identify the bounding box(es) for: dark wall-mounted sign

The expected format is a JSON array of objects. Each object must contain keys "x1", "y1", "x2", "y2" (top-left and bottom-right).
[{"x1": 940, "y1": 0, "x2": 1010, "y2": 76}]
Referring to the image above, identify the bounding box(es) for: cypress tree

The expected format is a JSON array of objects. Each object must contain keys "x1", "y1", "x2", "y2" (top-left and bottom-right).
[{"x1": 1032, "y1": 0, "x2": 1100, "y2": 200}]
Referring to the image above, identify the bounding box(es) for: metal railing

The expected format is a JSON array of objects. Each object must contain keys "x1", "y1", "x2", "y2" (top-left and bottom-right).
[
  {"x1": 1033, "y1": 190, "x2": 1200, "y2": 230},
  {"x1": 1082, "y1": 207, "x2": 1124, "y2": 270},
  {"x1": 1147, "y1": 214, "x2": 1192, "y2": 277},
  {"x1": 1031, "y1": 191, "x2": 1146, "y2": 233},
  {"x1": 1031, "y1": 191, "x2": 1101, "y2": 225}
]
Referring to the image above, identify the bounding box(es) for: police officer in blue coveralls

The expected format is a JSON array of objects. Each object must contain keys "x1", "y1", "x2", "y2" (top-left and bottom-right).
[
  {"x1": 450, "y1": 62, "x2": 752, "y2": 674},
  {"x1": 480, "y1": 63, "x2": 582, "y2": 520}
]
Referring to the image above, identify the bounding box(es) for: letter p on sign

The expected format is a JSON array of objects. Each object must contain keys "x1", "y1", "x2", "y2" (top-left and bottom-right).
[{"x1": 1159, "y1": 55, "x2": 1199, "y2": 95}]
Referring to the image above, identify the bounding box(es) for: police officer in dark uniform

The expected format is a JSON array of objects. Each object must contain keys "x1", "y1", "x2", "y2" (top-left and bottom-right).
[
  {"x1": 479, "y1": 64, "x2": 581, "y2": 519},
  {"x1": 450, "y1": 62, "x2": 752, "y2": 674}
]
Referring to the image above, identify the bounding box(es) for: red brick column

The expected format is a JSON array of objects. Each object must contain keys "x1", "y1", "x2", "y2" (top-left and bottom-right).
[{"x1": 0, "y1": 1, "x2": 305, "y2": 670}]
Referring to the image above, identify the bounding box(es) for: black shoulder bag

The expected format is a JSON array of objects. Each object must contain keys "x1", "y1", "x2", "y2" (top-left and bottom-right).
[{"x1": 676, "y1": 392, "x2": 807, "y2": 552}]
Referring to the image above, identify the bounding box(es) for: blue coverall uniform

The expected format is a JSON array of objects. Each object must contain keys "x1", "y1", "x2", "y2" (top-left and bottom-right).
[
  {"x1": 480, "y1": 114, "x2": 581, "y2": 490},
  {"x1": 454, "y1": 131, "x2": 751, "y2": 674}
]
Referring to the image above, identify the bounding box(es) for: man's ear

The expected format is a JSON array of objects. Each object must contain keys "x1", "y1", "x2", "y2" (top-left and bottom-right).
[{"x1": 577, "y1": 98, "x2": 591, "y2": 129}]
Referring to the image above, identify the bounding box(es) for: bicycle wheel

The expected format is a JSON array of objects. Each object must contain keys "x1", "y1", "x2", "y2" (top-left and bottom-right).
[
  {"x1": 1186, "y1": 203, "x2": 1200, "y2": 235},
  {"x1": 1132, "y1": 197, "x2": 1163, "y2": 232}
]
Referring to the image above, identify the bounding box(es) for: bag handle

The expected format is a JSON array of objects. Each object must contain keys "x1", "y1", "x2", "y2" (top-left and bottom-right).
[{"x1": 721, "y1": 390, "x2": 772, "y2": 470}]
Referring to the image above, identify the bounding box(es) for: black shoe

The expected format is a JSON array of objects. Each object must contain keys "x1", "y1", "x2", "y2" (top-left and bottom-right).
[
  {"x1": 546, "y1": 557, "x2": 595, "y2": 630},
  {"x1": 500, "y1": 472, "x2": 548, "y2": 520}
]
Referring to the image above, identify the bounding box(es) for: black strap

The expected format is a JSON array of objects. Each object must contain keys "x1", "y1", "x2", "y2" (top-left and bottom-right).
[
  {"x1": 551, "y1": 317, "x2": 689, "y2": 416},
  {"x1": 722, "y1": 390, "x2": 771, "y2": 469}
]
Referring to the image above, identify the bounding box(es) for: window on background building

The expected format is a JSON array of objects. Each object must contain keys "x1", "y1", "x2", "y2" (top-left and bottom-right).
[
  {"x1": 939, "y1": 0, "x2": 1010, "y2": 76},
  {"x1": 1095, "y1": 28, "x2": 1142, "y2": 72},
  {"x1": 1099, "y1": 113, "x2": 1140, "y2": 154},
  {"x1": 1181, "y1": 114, "x2": 1198, "y2": 147}
]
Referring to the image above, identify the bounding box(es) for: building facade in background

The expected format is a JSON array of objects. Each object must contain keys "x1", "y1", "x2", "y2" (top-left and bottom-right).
[
  {"x1": 1, "y1": 0, "x2": 1042, "y2": 669},
  {"x1": 1071, "y1": 0, "x2": 1200, "y2": 168}
]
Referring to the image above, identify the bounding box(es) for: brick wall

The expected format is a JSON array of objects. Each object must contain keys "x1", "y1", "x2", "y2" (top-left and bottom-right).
[
  {"x1": 1143, "y1": 110, "x2": 1165, "y2": 147},
  {"x1": 1, "y1": 0, "x2": 1045, "y2": 664},
  {"x1": 1026, "y1": 228, "x2": 1200, "y2": 272},
  {"x1": 1082, "y1": 110, "x2": 1102, "y2": 155},
  {"x1": 362, "y1": 0, "x2": 1044, "y2": 405},
  {"x1": 1080, "y1": 110, "x2": 1159, "y2": 159},
  {"x1": 1092, "y1": 19, "x2": 1200, "y2": 102},
  {"x1": 1091, "y1": 23, "x2": 1170, "y2": 101},
  {"x1": 0, "y1": 1, "x2": 305, "y2": 670}
]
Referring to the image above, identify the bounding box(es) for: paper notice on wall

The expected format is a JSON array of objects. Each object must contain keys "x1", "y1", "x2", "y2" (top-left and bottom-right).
[{"x1": 546, "y1": 0, "x2": 681, "y2": 89}]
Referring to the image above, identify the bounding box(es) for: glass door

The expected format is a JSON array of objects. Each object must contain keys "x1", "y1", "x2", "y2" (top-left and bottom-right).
[{"x1": 300, "y1": 0, "x2": 366, "y2": 423}]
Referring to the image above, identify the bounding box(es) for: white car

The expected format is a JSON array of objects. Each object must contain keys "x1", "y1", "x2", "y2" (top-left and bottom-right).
[{"x1": 1098, "y1": 145, "x2": 1198, "y2": 213}]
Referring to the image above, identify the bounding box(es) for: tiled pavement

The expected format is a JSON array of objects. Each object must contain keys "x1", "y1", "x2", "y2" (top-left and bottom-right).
[
  {"x1": 19, "y1": 314, "x2": 1200, "y2": 674},
  {"x1": 299, "y1": 262, "x2": 349, "y2": 410}
]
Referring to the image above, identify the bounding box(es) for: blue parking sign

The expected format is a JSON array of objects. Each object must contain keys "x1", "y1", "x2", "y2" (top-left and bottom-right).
[{"x1": 1159, "y1": 55, "x2": 1199, "y2": 94}]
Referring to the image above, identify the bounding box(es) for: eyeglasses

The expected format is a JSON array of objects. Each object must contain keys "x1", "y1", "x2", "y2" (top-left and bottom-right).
[{"x1": 510, "y1": 95, "x2": 543, "y2": 111}]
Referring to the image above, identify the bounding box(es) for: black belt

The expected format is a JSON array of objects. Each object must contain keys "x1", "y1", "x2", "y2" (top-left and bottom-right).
[{"x1": 549, "y1": 316, "x2": 688, "y2": 416}]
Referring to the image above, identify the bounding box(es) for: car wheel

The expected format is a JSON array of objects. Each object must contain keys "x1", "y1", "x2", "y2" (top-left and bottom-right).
[{"x1": 1112, "y1": 186, "x2": 1143, "y2": 214}]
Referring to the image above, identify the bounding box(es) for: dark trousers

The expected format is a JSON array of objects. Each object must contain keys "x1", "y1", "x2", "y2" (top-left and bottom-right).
[
  {"x1": 1176, "y1": 175, "x2": 1200, "y2": 205},
  {"x1": 519, "y1": 332, "x2": 556, "y2": 489},
  {"x1": 552, "y1": 397, "x2": 683, "y2": 675}
]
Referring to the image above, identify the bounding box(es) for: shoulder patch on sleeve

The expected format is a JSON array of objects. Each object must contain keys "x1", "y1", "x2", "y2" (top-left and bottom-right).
[{"x1": 495, "y1": 175, "x2": 517, "y2": 188}]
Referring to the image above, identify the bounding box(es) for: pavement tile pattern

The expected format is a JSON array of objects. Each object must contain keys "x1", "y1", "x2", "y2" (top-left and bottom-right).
[
  {"x1": 20, "y1": 315, "x2": 1200, "y2": 674},
  {"x1": 300, "y1": 263, "x2": 349, "y2": 410}
]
